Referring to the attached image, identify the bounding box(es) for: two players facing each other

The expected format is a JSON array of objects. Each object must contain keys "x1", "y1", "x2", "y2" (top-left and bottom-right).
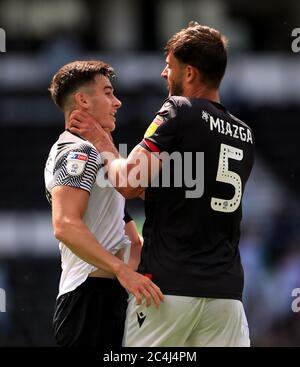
[{"x1": 45, "y1": 21, "x2": 254, "y2": 347}]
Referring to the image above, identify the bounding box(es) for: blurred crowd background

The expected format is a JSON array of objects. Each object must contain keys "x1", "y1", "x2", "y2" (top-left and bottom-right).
[{"x1": 0, "y1": 0, "x2": 300, "y2": 347}]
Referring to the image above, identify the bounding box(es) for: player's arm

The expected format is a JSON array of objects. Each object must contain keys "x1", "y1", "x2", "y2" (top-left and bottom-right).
[
  {"x1": 52, "y1": 185, "x2": 163, "y2": 307},
  {"x1": 52, "y1": 185, "x2": 122, "y2": 273},
  {"x1": 107, "y1": 144, "x2": 160, "y2": 198},
  {"x1": 125, "y1": 219, "x2": 143, "y2": 271},
  {"x1": 68, "y1": 110, "x2": 161, "y2": 198}
]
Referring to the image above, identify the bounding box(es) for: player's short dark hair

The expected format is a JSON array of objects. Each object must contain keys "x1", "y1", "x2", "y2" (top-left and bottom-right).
[
  {"x1": 49, "y1": 60, "x2": 115, "y2": 110},
  {"x1": 165, "y1": 21, "x2": 228, "y2": 88}
]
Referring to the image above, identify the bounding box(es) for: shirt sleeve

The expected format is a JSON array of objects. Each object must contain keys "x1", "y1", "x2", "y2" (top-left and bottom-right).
[
  {"x1": 53, "y1": 143, "x2": 102, "y2": 194},
  {"x1": 140, "y1": 98, "x2": 180, "y2": 153},
  {"x1": 124, "y1": 209, "x2": 133, "y2": 223}
]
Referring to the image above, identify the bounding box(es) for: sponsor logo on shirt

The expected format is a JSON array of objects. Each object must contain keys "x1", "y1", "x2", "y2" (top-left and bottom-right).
[
  {"x1": 144, "y1": 115, "x2": 164, "y2": 138},
  {"x1": 68, "y1": 153, "x2": 88, "y2": 161}
]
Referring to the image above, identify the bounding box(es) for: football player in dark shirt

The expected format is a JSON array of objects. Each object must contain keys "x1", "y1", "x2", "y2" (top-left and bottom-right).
[{"x1": 69, "y1": 22, "x2": 254, "y2": 347}]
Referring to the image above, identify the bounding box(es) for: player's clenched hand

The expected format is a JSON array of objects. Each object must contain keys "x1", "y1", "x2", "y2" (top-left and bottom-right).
[
  {"x1": 116, "y1": 265, "x2": 164, "y2": 309},
  {"x1": 68, "y1": 109, "x2": 108, "y2": 145}
]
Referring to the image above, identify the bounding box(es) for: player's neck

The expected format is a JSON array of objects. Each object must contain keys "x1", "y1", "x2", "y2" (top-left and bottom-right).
[{"x1": 184, "y1": 84, "x2": 220, "y2": 103}]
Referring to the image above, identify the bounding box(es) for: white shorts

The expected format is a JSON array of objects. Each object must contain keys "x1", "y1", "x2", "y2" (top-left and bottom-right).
[{"x1": 123, "y1": 295, "x2": 250, "y2": 347}]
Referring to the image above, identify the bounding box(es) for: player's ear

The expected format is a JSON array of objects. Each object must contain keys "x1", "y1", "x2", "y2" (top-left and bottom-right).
[
  {"x1": 185, "y1": 65, "x2": 199, "y2": 83},
  {"x1": 74, "y1": 92, "x2": 89, "y2": 110}
]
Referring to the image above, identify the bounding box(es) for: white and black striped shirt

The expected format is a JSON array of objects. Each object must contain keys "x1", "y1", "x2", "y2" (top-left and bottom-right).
[{"x1": 44, "y1": 131, "x2": 130, "y2": 297}]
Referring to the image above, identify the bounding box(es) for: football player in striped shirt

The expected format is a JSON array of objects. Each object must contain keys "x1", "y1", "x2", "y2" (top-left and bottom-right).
[{"x1": 45, "y1": 60, "x2": 163, "y2": 347}]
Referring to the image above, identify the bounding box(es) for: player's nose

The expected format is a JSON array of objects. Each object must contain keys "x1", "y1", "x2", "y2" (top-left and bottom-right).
[
  {"x1": 161, "y1": 66, "x2": 167, "y2": 79},
  {"x1": 114, "y1": 96, "x2": 122, "y2": 109}
]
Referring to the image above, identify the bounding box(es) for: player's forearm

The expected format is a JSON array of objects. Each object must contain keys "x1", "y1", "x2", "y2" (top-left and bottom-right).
[
  {"x1": 92, "y1": 132, "x2": 148, "y2": 198},
  {"x1": 100, "y1": 156, "x2": 144, "y2": 198},
  {"x1": 91, "y1": 131, "x2": 119, "y2": 161},
  {"x1": 53, "y1": 219, "x2": 126, "y2": 275},
  {"x1": 128, "y1": 240, "x2": 142, "y2": 270},
  {"x1": 91, "y1": 137, "x2": 134, "y2": 195},
  {"x1": 125, "y1": 220, "x2": 143, "y2": 270}
]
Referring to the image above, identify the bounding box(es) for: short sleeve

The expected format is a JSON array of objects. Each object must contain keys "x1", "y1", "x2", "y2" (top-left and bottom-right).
[
  {"x1": 53, "y1": 143, "x2": 102, "y2": 194},
  {"x1": 140, "y1": 98, "x2": 179, "y2": 153},
  {"x1": 124, "y1": 209, "x2": 133, "y2": 223}
]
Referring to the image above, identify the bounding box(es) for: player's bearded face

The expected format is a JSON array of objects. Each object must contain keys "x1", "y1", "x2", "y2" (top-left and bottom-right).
[
  {"x1": 168, "y1": 75, "x2": 184, "y2": 96},
  {"x1": 162, "y1": 53, "x2": 184, "y2": 96}
]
